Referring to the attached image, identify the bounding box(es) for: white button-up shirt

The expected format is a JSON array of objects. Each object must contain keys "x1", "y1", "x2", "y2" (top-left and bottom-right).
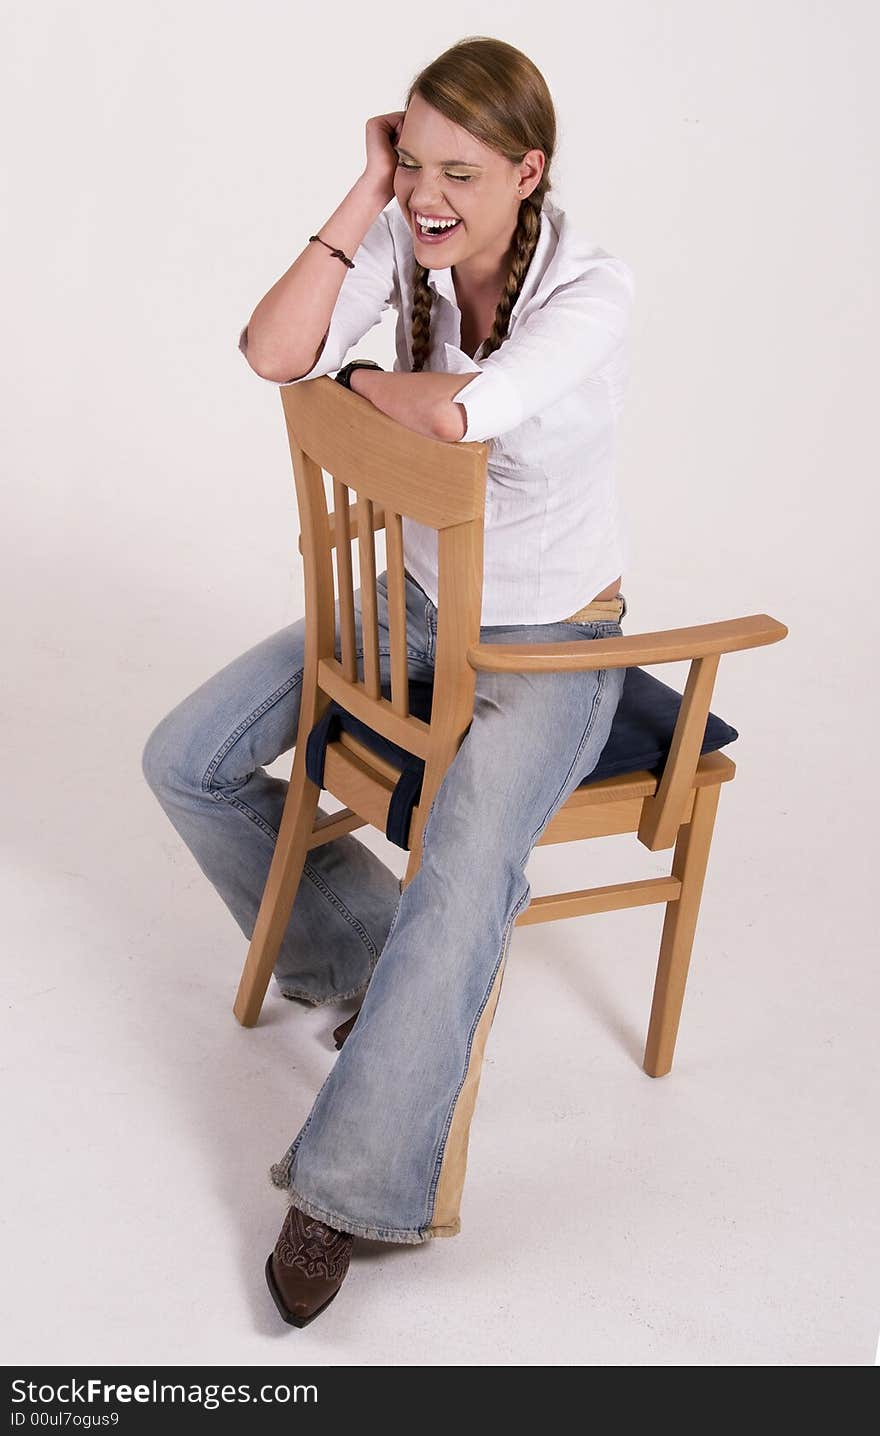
[{"x1": 239, "y1": 195, "x2": 635, "y2": 625}]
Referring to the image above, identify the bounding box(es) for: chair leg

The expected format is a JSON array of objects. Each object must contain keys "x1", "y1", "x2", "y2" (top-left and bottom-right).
[
  {"x1": 232, "y1": 747, "x2": 321, "y2": 1028},
  {"x1": 643, "y1": 781, "x2": 722, "y2": 1077}
]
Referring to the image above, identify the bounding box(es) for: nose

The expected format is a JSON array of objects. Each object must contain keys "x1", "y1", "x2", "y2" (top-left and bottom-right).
[{"x1": 411, "y1": 191, "x2": 456, "y2": 214}]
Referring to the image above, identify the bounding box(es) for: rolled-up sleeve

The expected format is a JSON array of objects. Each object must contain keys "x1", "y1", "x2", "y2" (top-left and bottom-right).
[
  {"x1": 452, "y1": 255, "x2": 635, "y2": 442},
  {"x1": 238, "y1": 207, "x2": 398, "y2": 386}
]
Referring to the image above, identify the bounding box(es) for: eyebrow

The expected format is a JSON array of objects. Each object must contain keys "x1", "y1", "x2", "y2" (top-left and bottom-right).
[{"x1": 394, "y1": 145, "x2": 483, "y2": 170}]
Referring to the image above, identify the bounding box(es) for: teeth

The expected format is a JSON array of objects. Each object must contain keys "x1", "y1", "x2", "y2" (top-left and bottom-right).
[{"x1": 415, "y1": 213, "x2": 460, "y2": 233}]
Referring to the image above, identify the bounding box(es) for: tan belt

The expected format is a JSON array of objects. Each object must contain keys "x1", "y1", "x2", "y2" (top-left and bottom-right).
[{"x1": 562, "y1": 593, "x2": 626, "y2": 623}]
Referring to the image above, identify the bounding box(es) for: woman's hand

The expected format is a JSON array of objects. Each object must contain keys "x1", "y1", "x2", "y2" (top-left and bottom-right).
[{"x1": 361, "y1": 110, "x2": 406, "y2": 206}]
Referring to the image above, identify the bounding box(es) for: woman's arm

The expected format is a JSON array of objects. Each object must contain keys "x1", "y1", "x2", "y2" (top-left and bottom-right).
[
  {"x1": 444, "y1": 261, "x2": 635, "y2": 442},
  {"x1": 348, "y1": 368, "x2": 479, "y2": 441},
  {"x1": 242, "y1": 176, "x2": 390, "y2": 382}
]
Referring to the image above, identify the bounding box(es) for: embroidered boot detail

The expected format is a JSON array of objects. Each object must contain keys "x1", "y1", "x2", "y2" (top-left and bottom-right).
[{"x1": 274, "y1": 1203, "x2": 353, "y2": 1283}]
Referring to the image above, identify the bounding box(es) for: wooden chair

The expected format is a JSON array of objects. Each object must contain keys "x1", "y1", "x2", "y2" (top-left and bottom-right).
[{"x1": 233, "y1": 376, "x2": 788, "y2": 1077}]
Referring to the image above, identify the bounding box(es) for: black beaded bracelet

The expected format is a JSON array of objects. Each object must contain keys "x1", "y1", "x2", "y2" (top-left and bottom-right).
[{"x1": 309, "y1": 234, "x2": 355, "y2": 268}]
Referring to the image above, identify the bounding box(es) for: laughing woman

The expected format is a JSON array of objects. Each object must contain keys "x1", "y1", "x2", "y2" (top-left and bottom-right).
[{"x1": 142, "y1": 35, "x2": 634, "y2": 1327}]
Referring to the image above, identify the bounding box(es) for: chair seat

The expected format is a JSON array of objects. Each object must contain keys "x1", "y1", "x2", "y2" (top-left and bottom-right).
[{"x1": 306, "y1": 666, "x2": 739, "y2": 851}]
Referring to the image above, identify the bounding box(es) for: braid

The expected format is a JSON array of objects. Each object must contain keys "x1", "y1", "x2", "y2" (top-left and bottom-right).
[
  {"x1": 410, "y1": 258, "x2": 434, "y2": 373},
  {"x1": 482, "y1": 199, "x2": 542, "y2": 359},
  {"x1": 408, "y1": 194, "x2": 545, "y2": 372}
]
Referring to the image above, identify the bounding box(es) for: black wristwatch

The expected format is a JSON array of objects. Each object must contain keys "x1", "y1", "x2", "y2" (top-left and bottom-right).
[{"x1": 334, "y1": 359, "x2": 384, "y2": 390}]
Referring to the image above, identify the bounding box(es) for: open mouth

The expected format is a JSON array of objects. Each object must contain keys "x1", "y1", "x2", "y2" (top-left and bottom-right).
[{"x1": 412, "y1": 214, "x2": 463, "y2": 243}]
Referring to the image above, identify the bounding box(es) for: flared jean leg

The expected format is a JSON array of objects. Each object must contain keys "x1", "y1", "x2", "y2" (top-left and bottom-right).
[
  {"x1": 140, "y1": 574, "x2": 436, "y2": 1006},
  {"x1": 269, "y1": 619, "x2": 627, "y2": 1242}
]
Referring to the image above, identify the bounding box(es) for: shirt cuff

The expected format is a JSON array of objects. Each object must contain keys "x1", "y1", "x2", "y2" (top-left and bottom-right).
[{"x1": 454, "y1": 364, "x2": 524, "y2": 442}]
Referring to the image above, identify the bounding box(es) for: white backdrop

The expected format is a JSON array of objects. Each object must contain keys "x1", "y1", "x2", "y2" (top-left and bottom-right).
[{"x1": 2, "y1": 1, "x2": 878, "y2": 1367}]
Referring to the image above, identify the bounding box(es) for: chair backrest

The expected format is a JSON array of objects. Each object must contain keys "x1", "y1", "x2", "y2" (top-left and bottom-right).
[{"x1": 282, "y1": 376, "x2": 491, "y2": 843}]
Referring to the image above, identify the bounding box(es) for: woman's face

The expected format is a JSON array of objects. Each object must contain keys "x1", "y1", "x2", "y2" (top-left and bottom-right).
[{"x1": 393, "y1": 93, "x2": 542, "y2": 281}]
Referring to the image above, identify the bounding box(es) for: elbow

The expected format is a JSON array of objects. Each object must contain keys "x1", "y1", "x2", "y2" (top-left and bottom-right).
[
  {"x1": 240, "y1": 324, "x2": 327, "y2": 385},
  {"x1": 254, "y1": 361, "x2": 312, "y2": 384},
  {"x1": 246, "y1": 349, "x2": 314, "y2": 385},
  {"x1": 434, "y1": 399, "x2": 468, "y2": 443}
]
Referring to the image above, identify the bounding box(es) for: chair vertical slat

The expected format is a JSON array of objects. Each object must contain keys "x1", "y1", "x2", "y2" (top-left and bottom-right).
[
  {"x1": 356, "y1": 491, "x2": 381, "y2": 698},
  {"x1": 333, "y1": 478, "x2": 357, "y2": 682},
  {"x1": 385, "y1": 511, "x2": 410, "y2": 718}
]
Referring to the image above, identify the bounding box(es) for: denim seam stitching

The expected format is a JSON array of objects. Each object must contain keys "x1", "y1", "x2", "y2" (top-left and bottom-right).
[
  {"x1": 201, "y1": 672, "x2": 303, "y2": 792},
  {"x1": 298, "y1": 864, "x2": 386, "y2": 957},
  {"x1": 210, "y1": 789, "x2": 385, "y2": 958}
]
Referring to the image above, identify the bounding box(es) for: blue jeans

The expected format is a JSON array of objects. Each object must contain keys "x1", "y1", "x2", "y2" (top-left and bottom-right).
[{"x1": 142, "y1": 569, "x2": 626, "y2": 1243}]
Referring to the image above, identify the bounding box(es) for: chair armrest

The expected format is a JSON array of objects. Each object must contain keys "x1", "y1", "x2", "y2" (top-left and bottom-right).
[
  {"x1": 467, "y1": 613, "x2": 788, "y2": 674},
  {"x1": 298, "y1": 502, "x2": 387, "y2": 556},
  {"x1": 468, "y1": 610, "x2": 787, "y2": 852}
]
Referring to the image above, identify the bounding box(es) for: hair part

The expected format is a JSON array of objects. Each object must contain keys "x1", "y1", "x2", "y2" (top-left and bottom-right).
[{"x1": 404, "y1": 37, "x2": 556, "y2": 371}]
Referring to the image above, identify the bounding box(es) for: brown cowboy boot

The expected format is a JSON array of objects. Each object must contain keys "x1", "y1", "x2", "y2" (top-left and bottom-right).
[
  {"x1": 332, "y1": 1009, "x2": 360, "y2": 1049},
  {"x1": 265, "y1": 1202, "x2": 353, "y2": 1327}
]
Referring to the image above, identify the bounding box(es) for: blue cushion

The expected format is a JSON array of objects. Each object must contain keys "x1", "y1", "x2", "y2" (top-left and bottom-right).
[{"x1": 306, "y1": 667, "x2": 739, "y2": 851}]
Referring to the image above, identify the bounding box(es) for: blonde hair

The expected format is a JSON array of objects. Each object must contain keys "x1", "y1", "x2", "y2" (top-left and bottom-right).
[{"x1": 404, "y1": 37, "x2": 557, "y2": 370}]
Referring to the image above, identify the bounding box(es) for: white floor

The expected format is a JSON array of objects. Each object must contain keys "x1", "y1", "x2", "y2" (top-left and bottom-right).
[{"x1": 3, "y1": 632, "x2": 877, "y2": 1367}]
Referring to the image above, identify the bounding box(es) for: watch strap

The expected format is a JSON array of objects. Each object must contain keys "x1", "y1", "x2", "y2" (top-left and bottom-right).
[{"x1": 334, "y1": 359, "x2": 384, "y2": 390}]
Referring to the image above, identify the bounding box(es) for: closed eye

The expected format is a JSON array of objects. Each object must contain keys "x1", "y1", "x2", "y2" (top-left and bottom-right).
[{"x1": 396, "y1": 161, "x2": 472, "y2": 183}]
